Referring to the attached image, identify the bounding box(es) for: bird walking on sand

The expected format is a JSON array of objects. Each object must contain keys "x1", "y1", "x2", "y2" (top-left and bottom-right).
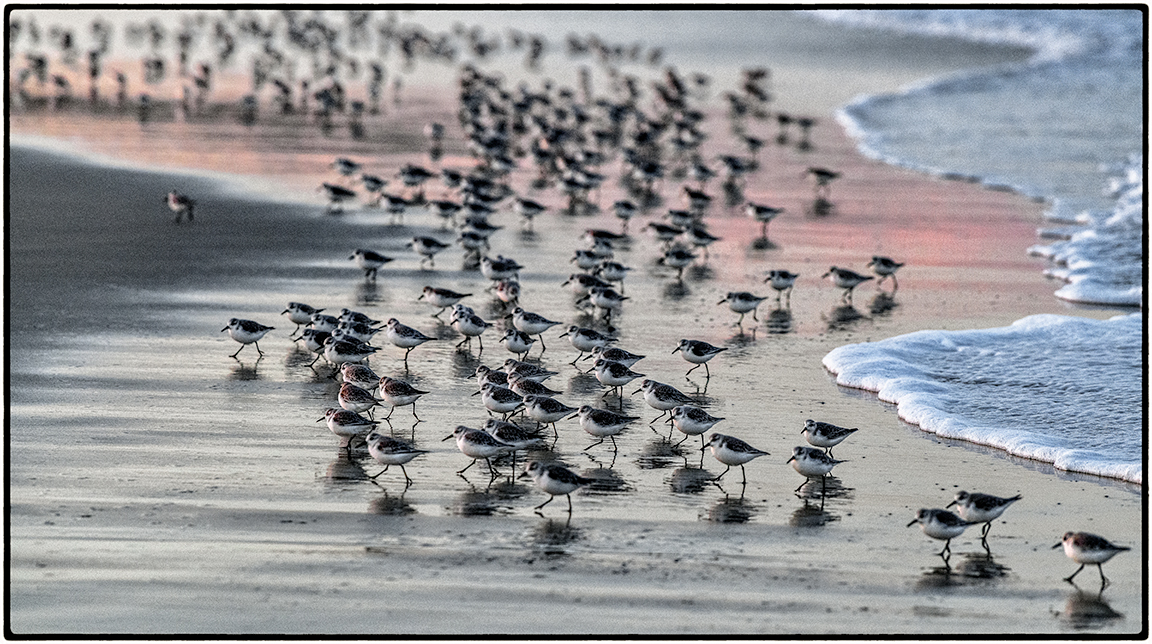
[
  {"x1": 718, "y1": 292, "x2": 769, "y2": 328},
  {"x1": 282, "y1": 302, "x2": 323, "y2": 338},
  {"x1": 165, "y1": 190, "x2": 195, "y2": 223},
  {"x1": 745, "y1": 202, "x2": 783, "y2": 238},
  {"x1": 823, "y1": 266, "x2": 873, "y2": 302},
  {"x1": 221, "y1": 318, "x2": 273, "y2": 358},
  {"x1": 764, "y1": 270, "x2": 799, "y2": 303},
  {"x1": 1053, "y1": 531, "x2": 1130, "y2": 587},
  {"x1": 378, "y1": 376, "x2": 429, "y2": 421},
  {"x1": 787, "y1": 446, "x2": 845, "y2": 494},
  {"x1": 703, "y1": 433, "x2": 769, "y2": 486},
  {"x1": 805, "y1": 166, "x2": 840, "y2": 199},
  {"x1": 673, "y1": 339, "x2": 727, "y2": 379},
  {"x1": 867, "y1": 256, "x2": 905, "y2": 291},
  {"x1": 907, "y1": 508, "x2": 977, "y2": 558},
  {"x1": 521, "y1": 460, "x2": 595, "y2": 515},
  {"x1": 365, "y1": 432, "x2": 427, "y2": 486},
  {"x1": 350, "y1": 249, "x2": 394, "y2": 281},
  {"x1": 946, "y1": 491, "x2": 1022, "y2": 547},
  {"x1": 801, "y1": 420, "x2": 858, "y2": 458}
]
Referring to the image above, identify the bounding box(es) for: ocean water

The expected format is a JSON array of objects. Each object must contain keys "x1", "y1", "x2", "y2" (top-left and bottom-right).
[
  {"x1": 815, "y1": 9, "x2": 1144, "y2": 484},
  {"x1": 823, "y1": 313, "x2": 1143, "y2": 484},
  {"x1": 824, "y1": 9, "x2": 1144, "y2": 308}
]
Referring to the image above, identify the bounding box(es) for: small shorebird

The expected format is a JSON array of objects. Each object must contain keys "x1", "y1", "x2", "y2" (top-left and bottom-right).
[
  {"x1": 474, "y1": 382, "x2": 526, "y2": 418},
  {"x1": 718, "y1": 292, "x2": 769, "y2": 327},
  {"x1": 1053, "y1": 531, "x2": 1130, "y2": 587},
  {"x1": 350, "y1": 249, "x2": 394, "y2": 281},
  {"x1": 365, "y1": 432, "x2": 427, "y2": 486},
  {"x1": 745, "y1": 202, "x2": 783, "y2": 238},
  {"x1": 946, "y1": 491, "x2": 1022, "y2": 546},
  {"x1": 822, "y1": 266, "x2": 873, "y2": 301},
  {"x1": 671, "y1": 405, "x2": 724, "y2": 448},
  {"x1": 419, "y1": 286, "x2": 471, "y2": 317},
  {"x1": 385, "y1": 318, "x2": 434, "y2": 365},
  {"x1": 281, "y1": 302, "x2": 323, "y2": 338},
  {"x1": 320, "y1": 182, "x2": 357, "y2": 212},
  {"x1": 787, "y1": 446, "x2": 845, "y2": 494},
  {"x1": 801, "y1": 420, "x2": 859, "y2": 457},
  {"x1": 805, "y1": 166, "x2": 840, "y2": 198},
  {"x1": 511, "y1": 307, "x2": 562, "y2": 352},
  {"x1": 673, "y1": 339, "x2": 727, "y2": 379},
  {"x1": 703, "y1": 433, "x2": 769, "y2": 485},
  {"x1": 164, "y1": 190, "x2": 195, "y2": 223},
  {"x1": 378, "y1": 376, "x2": 429, "y2": 421},
  {"x1": 523, "y1": 395, "x2": 579, "y2": 437},
  {"x1": 633, "y1": 379, "x2": 696, "y2": 423},
  {"x1": 559, "y1": 325, "x2": 616, "y2": 363},
  {"x1": 867, "y1": 256, "x2": 905, "y2": 291},
  {"x1": 221, "y1": 318, "x2": 273, "y2": 358},
  {"x1": 318, "y1": 408, "x2": 378, "y2": 449},
  {"x1": 443, "y1": 425, "x2": 513, "y2": 478},
  {"x1": 408, "y1": 236, "x2": 450, "y2": 268},
  {"x1": 570, "y1": 405, "x2": 638, "y2": 451},
  {"x1": 907, "y1": 508, "x2": 977, "y2": 557},
  {"x1": 764, "y1": 270, "x2": 799, "y2": 303},
  {"x1": 338, "y1": 382, "x2": 383, "y2": 418},
  {"x1": 585, "y1": 345, "x2": 645, "y2": 368},
  {"x1": 521, "y1": 460, "x2": 595, "y2": 515}
]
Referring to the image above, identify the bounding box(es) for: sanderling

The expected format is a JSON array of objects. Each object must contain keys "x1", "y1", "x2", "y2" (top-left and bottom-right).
[
  {"x1": 805, "y1": 166, "x2": 840, "y2": 198},
  {"x1": 595, "y1": 261, "x2": 633, "y2": 289},
  {"x1": 323, "y1": 337, "x2": 378, "y2": 366},
  {"x1": 665, "y1": 209, "x2": 697, "y2": 229},
  {"x1": 590, "y1": 358, "x2": 645, "y2": 397},
  {"x1": 523, "y1": 395, "x2": 579, "y2": 437},
  {"x1": 350, "y1": 249, "x2": 394, "y2": 280},
  {"x1": 513, "y1": 197, "x2": 547, "y2": 229},
  {"x1": 585, "y1": 345, "x2": 645, "y2": 368},
  {"x1": 419, "y1": 286, "x2": 472, "y2": 317},
  {"x1": 339, "y1": 382, "x2": 383, "y2": 417},
  {"x1": 165, "y1": 190, "x2": 195, "y2": 223},
  {"x1": 745, "y1": 202, "x2": 783, "y2": 238},
  {"x1": 647, "y1": 222, "x2": 683, "y2": 246},
  {"x1": 612, "y1": 199, "x2": 638, "y2": 232},
  {"x1": 1053, "y1": 531, "x2": 1130, "y2": 587},
  {"x1": 907, "y1": 508, "x2": 977, "y2": 557},
  {"x1": 458, "y1": 229, "x2": 489, "y2": 254},
  {"x1": 583, "y1": 286, "x2": 629, "y2": 321},
  {"x1": 339, "y1": 309, "x2": 381, "y2": 326},
  {"x1": 221, "y1": 318, "x2": 274, "y2": 358},
  {"x1": 474, "y1": 382, "x2": 526, "y2": 418},
  {"x1": 282, "y1": 302, "x2": 323, "y2": 337},
  {"x1": 322, "y1": 182, "x2": 358, "y2": 212},
  {"x1": 683, "y1": 186, "x2": 713, "y2": 212},
  {"x1": 673, "y1": 339, "x2": 727, "y2": 378},
  {"x1": 764, "y1": 270, "x2": 799, "y2": 303},
  {"x1": 503, "y1": 359, "x2": 558, "y2": 383},
  {"x1": 408, "y1": 236, "x2": 451, "y2": 268},
  {"x1": 671, "y1": 405, "x2": 725, "y2": 447},
  {"x1": 685, "y1": 226, "x2": 721, "y2": 259},
  {"x1": 571, "y1": 249, "x2": 602, "y2": 271},
  {"x1": 494, "y1": 279, "x2": 521, "y2": 305},
  {"x1": 480, "y1": 255, "x2": 523, "y2": 282},
  {"x1": 633, "y1": 379, "x2": 696, "y2": 423},
  {"x1": 521, "y1": 460, "x2": 595, "y2": 515},
  {"x1": 385, "y1": 318, "x2": 435, "y2": 364},
  {"x1": 822, "y1": 266, "x2": 873, "y2": 301},
  {"x1": 562, "y1": 273, "x2": 611, "y2": 296},
  {"x1": 559, "y1": 325, "x2": 616, "y2": 363},
  {"x1": 867, "y1": 256, "x2": 905, "y2": 291},
  {"x1": 571, "y1": 405, "x2": 638, "y2": 451},
  {"x1": 428, "y1": 199, "x2": 462, "y2": 227},
  {"x1": 378, "y1": 376, "x2": 429, "y2": 421},
  {"x1": 296, "y1": 329, "x2": 332, "y2": 366},
  {"x1": 500, "y1": 328, "x2": 537, "y2": 358},
  {"x1": 318, "y1": 408, "x2": 379, "y2": 448},
  {"x1": 332, "y1": 156, "x2": 362, "y2": 178},
  {"x1": 472, "y1": 364, "x2": 509, "y2": 389},
  {"x1": 703, "y1": 433, "x2": 769, "y2": 485},
  {"x1": 659, "y1": 246, "x2": 698, "y2": 280},
  {"x1": 310, "y1": 313, "x2": 340, "y2": 333},
  {"x1": 787, "y1": 446, "x2": 846, "y2": 493},
  {"x1": 443, "y1": 425, "x2": 514, "y2": 477},
  {"x1": 507, "y1": 372, "x2": 562, "y2": 398},
  {"x1": 365, "y1": 433, "x2": 427, "y2": 485},
  {"x1": 946, "y1": 491, "x2": 1022, "y2": 545},
  {"x1": 336, "y1": 320, "x2": 382, "y2": 344},
  {"x1": 482, "y1": 418, "x2": 545, "y2": 471},
  {"x1": 452, "y1": 310, "x2": 492, "y2": 352},
  {"x1": 718, "y1": 292, "x2": 769, "y2": 327},
  {"x1": 340, "y1": 363, "x2": 381, "y2": 391},
  {"x1": 511, "y1": 307, "x2": 562, "y2": 351},
  {"x1": 801, "y1": 420, "x2": 859, "y2": 457}
]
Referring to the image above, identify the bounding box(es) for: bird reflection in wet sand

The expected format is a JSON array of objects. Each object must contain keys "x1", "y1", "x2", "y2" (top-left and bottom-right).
[
  {"x1": 367, "y1": 490, "x2": 415, "y2": 516},
  {"x1": 765, "y1": 305, "x2": 794, "y2": 334},
  {"x1": 790, "y1": 497, "x2": 840, "y2": 528},
  {"x1": 805, "y1": 197, "x2": 836, "y2": 218},
  {"x1": 355, "y1": 279, "x2": 383, "y2": 306},
  {"x1": 952, "y1": 551, "x2": 1010, "y2": 580},
  {"x1": 706, "y1": 496, "x2": 754, "y2": 523},
  {"x1": 1056, "y1": 589, "x2": 1124, "y2": 630},
  {"x1": 323, "y1": 451, "x2": 369, "y2": 484},
  {"x1": 636, "y1": 437, "x2": 681, "y2": 470},
  {"x1": 823, "y1": 304, "x2": 868, "y2": 331},
  {"x1": 917, "y1": 552, "x2": 1010, "y2": 587},
  {"x1": 451, "y1": 487, "x2": 512, "y2": 516},
  {"x1": 532, "y1": 518, "x2": 582, "y2": 552},
  {"x1": 869, "y1": 292, "x2": 899, "y2": 317},
  {"x1": 668, "y1": 466, "x2": 715, "y2": 494},
  {"x1": 228, "y1": 360, "x2": 262, "y2": 381}
]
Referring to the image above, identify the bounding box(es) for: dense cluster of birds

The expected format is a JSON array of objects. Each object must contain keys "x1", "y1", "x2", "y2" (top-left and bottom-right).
[{"x1": 16, "y1": 9, "x2": 1124, "y2": 588}]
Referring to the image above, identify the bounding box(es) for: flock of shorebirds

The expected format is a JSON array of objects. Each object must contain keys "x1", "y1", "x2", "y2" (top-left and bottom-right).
[{"x1": 114, "y1": 9, "x2": 1125, "y2": 586}]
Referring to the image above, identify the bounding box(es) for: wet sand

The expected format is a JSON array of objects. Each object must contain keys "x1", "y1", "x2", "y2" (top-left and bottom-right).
[{"x1": 7, "y1": 12, "x2": 1143, "y2": 637}]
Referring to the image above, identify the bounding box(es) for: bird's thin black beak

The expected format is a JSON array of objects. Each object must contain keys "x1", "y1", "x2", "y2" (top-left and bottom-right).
[{"x1": 906, "y1": 519, "x2": 919, "y2": 528}]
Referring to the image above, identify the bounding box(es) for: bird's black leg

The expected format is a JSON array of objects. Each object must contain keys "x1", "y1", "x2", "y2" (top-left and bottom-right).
[
  {"x1": 713, "y1": 465, "x2": 730, "y2": 482},
  {"x1": 457, "y1": 459, "x2": 476, "y2": 475},
  {"x1": 1064, "y1": 564, "x2": 1085, "y2": 583},
  {"x1": 535, "y1": 495, "x2": 554, "y2": 511}
]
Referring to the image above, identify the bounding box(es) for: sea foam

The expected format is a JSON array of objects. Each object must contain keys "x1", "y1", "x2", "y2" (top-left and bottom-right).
[{"x1": 822, "y1": 313, "x2": 1142, "y2": 484}]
